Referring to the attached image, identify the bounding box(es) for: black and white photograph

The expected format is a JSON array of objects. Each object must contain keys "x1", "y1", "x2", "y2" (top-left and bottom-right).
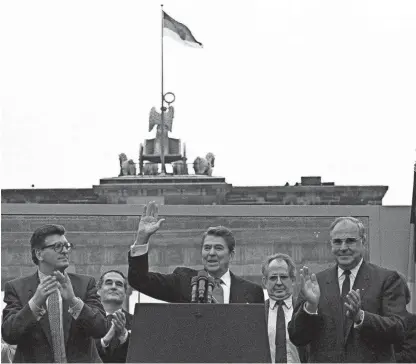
[{"x1": 1, "y1": 0, "x2": 416, "y2": 362}]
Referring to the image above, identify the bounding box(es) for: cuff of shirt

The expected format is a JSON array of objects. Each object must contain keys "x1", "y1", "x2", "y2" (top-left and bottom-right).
[
  {"x1": 119, "y1": 329, "x2": 129, "y2": 345},
  {"x1": 130, "y1": 243, "x2": 149, "y2": 257},
  {"x1": 101, "y1": 338, "x2": 109, "y2": 348},
  {"x1": 28, "y1": 298, "x2": 46, "y2": 321},
  {"x1": 68, "y1": 297, "x2": 84, "y2": 319},
  {"x1": 303, "y1": 302, "x2": 318, "y2": 315},
  {"x1": 353, "y1": 310, "x2": 365, "y2": 328}
]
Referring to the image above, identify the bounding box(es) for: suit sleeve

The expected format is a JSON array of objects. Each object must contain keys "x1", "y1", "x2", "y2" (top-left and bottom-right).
[
  {"x1": 73, "y1": 277, "x2": 108, "y2": 339},
  {"x1": 128, "y1": 252, "x2": 180, "y2": 302},
  {"x1": 394, "y1": 315, "x2": 416, "y2": 363},
  {"x1": 358, "y1": 271, "x2": 406, "y2": 344},
  {"x1": 1, "y1": 282, "x2": 39, "y2": 345},
  {"x1": 255, "y1": 285, "x2": 265, "y2": 303},
  {"x1": 288, "y1": 290, "x2": 322, "y2": 347}
]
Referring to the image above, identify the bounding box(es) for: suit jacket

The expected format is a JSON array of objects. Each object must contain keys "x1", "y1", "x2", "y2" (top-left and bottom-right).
[
  {"x1": 394, "y1": 312, "x2": 416, "y2": 363},
  {"x1": 288, "y1": 261, "x2": 407, "y2": 363},
  {"x1": 265, "y1": 298, "x2": 308, "y2": 363},
  {"x1": 128, "y1": 253, "x2": 265, "y2": 303},
  {"x1": 96, "y1": 309, "x2": 134, "y2": 363},
  {"x1": 2, "y1": 272, "x2": 108, "y2": 363}
]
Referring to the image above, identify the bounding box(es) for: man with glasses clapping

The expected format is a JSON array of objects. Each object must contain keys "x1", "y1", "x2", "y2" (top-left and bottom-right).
[
  {"x1": 288, "y1": 216, "x2": 408, "y2": 363},
  {"x1": 1, "y1": 224, "x2": 107, "y2": 363}
]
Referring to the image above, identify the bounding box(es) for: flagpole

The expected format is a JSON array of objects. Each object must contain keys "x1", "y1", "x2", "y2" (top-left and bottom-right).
[{"x1": 160, "y1": 4, "x2": 166, "y2": 175}]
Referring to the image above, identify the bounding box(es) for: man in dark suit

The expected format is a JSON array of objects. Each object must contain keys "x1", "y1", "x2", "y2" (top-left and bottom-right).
[
  {"x1": 2, "y1": 224, "x2": 108, "y2": 363},
  {"x1": 96, "y1": 270, "x2": 133, "y2": 363},
  {"x1": 288, "y1": 216, "x2": 408, "y2": 362},
  {"x1": 128, "y1": 201, "x2": 264, "y2": 303},
  {"x1": 394, "y1": 276, "x2": 416, "y2": 363},
  {"x1": 262, "y1": 253, "x2": 307, "y2": 363}
]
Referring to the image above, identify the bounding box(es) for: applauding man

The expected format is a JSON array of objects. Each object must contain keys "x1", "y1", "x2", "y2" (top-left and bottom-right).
[
  {"x1": 128, "y1": 201, "x2": 264, "y2": 303},
  {"x1": 288, "y1": 217, "x2": 407, "y2": 362},
  {"x1": 2, "y1": 224, "x2": 107, "y2": 363},
  {"x1": 96, "y1": 270, "x2": 133, "y2": 363}
]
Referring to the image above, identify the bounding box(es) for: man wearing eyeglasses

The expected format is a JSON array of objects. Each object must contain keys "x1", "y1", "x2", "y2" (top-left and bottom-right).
[
  {"x1": 262, "y1": 253, "x2": 307, "y2": 363},
  {"x1": 288, "y1": 216, "x2": 408, "y2": 363},
  {"x1": 2, "y1": 224, "x2": 108, "y2": 363}
]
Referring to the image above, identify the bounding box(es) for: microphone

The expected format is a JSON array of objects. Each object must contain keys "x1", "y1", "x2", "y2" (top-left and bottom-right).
[
  {"x1": 207, "y1": 276, "x2": 215, "y2": 303},
  {"x1": 197, "y1": 271, "x2": 208, "y2": 303},
  {"x1": 191, "y1": 276, "x2": 198, "y2": 303}
]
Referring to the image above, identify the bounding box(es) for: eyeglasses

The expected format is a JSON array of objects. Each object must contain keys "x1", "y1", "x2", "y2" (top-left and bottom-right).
[
  {"x1": 40, "y1": 242, "x2": 74, "y2": 253},
  {"x1": 331, "y1": 238, "x2": 361, "y2": 247}
]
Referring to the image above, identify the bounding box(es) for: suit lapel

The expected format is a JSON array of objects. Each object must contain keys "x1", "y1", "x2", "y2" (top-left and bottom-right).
[
  {"x1": 344, "y1": 261, "x2": 371, "y2": 341},
  {"x1": 27, "y1": 272, "x2": 54, "y2": 350},
  {"x1": 324, "y1": 266, "x2": 344, "y2": 328},
  {"x1": 229, "y1": 272, "x2": 249, "y2": 303},
  {"x1": 63, "y1": 274, "x2": 78, "y2": 344},
  {"x1": 265, "y1": 299, "x2": 270, "y2": 322}
]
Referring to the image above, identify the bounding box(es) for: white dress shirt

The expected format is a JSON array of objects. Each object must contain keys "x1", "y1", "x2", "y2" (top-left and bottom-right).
[
  {"x1": 337, "y1": 258, "x2": 363, "y2": 294},
  {"x1": 268, "y1": 296, "x2": 300, "y2": 364},
  {"x1": 131, "y1": 242, "x2": 232, "y2": 303}
]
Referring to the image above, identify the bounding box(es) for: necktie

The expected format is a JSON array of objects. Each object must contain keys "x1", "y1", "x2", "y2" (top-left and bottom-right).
[
  {"x1": 212, "y1": 278, "x2": 224, "y2": 303},
  {"x1": 275, "y1": 301, "x2": 287, "y2": 363},
  {"x1": 341, "y1": 270, "x2": 351, "y2": 299},
  {"x1": 48, "y1": 290, "x2": 66, "y2": 363},
  {"x1": 341, "y1": 270, "x2": 351, "y2": 335}
]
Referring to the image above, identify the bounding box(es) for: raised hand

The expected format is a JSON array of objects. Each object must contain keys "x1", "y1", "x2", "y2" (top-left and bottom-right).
[
  {"x1": 345, "y1": 289, "x2": 363, "y2": 322},
  {"x1": 299, "y1": 266, "x2": 320, "y2": 310},
  {"x1": 53, "y1": 271, "x2": 76, "y2": 303},
  {"x1": 136, "y1": 201, "x2": 165, "y2": 244},
  {"x1": 32, "y1": 275, "x2": 59, "y2": 307}
]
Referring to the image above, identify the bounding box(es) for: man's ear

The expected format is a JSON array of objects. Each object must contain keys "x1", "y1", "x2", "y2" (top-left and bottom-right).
[
  {"x1": 35, "y1": 249, "x2": 43, "y2": 262},
  {"x1": 261, "y1": 276, "x2": 267, "y2": 289}
]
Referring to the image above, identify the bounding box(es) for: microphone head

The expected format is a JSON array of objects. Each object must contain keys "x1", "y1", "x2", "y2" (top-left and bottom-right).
[
  {"x1": 197, "y1": 270, "x2": 208, "y2": 278},
  {"x1": 207, "y1": 276, "x2": 215, "y2": 285},
  {"x1": 191, "y1": 276, "x2": 198, "y2": 284}
]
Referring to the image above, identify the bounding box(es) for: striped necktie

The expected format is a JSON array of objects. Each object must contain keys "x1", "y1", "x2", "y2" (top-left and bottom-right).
[
  {"x1": 48, "y1": 290, "x2": 66, "y2": 363},
  {"x1": 212, "y1": 278, "x2": 224, "y2": 303}
]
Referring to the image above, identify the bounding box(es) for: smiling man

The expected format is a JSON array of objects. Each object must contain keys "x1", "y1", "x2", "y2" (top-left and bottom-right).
[
  {"x1": 96, "y1": 270, "x2": 133, "y2": 363},
  {"x1": 127, "y1": 201, "x2": 264, "y2": 303},
  {"x1": 1, "y1": 224, "x2": 107, "y2": 363},
  {"x1": 288, "y1": 216, "x2": 408, "y2": 363}
]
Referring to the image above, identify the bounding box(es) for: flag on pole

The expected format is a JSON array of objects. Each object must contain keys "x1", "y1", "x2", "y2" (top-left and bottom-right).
[
  {"x1": 163, "y1": 11, "x2": 203, "y2": 48},
  {"x1": 407, "y1": 162, "x2": 416, "y2": 313}
]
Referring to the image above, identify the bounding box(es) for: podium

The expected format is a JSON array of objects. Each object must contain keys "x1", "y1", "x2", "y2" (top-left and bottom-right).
[{"x1": 126, "y1": 303, "x2": 271, "y2": 363}]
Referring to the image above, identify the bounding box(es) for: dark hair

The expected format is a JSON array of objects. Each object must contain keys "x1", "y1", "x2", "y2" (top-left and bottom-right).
[
  {"x1": 201, "y1": 226, "x2": 236, "y2": 253},
  {"x1": 261, "y1": 253, "x2": 296, "y2": 280},
  {"x1": 97, "y1": 270, "x2": 127, "y2": 291},
  {"x1": 30, "y1": 224, "x2": 66, "y2": 265}
]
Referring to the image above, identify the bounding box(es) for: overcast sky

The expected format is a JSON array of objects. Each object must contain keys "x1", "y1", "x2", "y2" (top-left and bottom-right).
[{"x1": 1, "y1": 0, "x2": 415, "y2": 205}]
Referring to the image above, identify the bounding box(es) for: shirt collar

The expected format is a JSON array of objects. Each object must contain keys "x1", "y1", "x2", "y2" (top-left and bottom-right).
[
  {"x1": 208, "y1": 269, "x2": 231, "y2": 286},
  {"x1": 219, "y1": 269, "x2": 231, "y2": 287},
  {"x1": 338, "y1": 258, "x2": 364, "y2": 279},
  {"x1": 38, "y1": 269, "x2": 50, "y2": 283},
  {"x1": 269, "y1": 295, "x2": 293, "y2": 310}
]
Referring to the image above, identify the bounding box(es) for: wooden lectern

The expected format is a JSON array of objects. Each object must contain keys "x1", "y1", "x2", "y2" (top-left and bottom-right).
[{"x1": 126, "y1": 303, "x2": 271, "y2": 363}]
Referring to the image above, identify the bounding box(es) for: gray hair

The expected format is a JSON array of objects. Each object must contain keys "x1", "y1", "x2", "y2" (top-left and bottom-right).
[
  {"x1": 261, "y1": 253, "x2": 296, "y2": 280},
  {"x1": 329, "y1": 217, "x2": 366, "y2": 241}
]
